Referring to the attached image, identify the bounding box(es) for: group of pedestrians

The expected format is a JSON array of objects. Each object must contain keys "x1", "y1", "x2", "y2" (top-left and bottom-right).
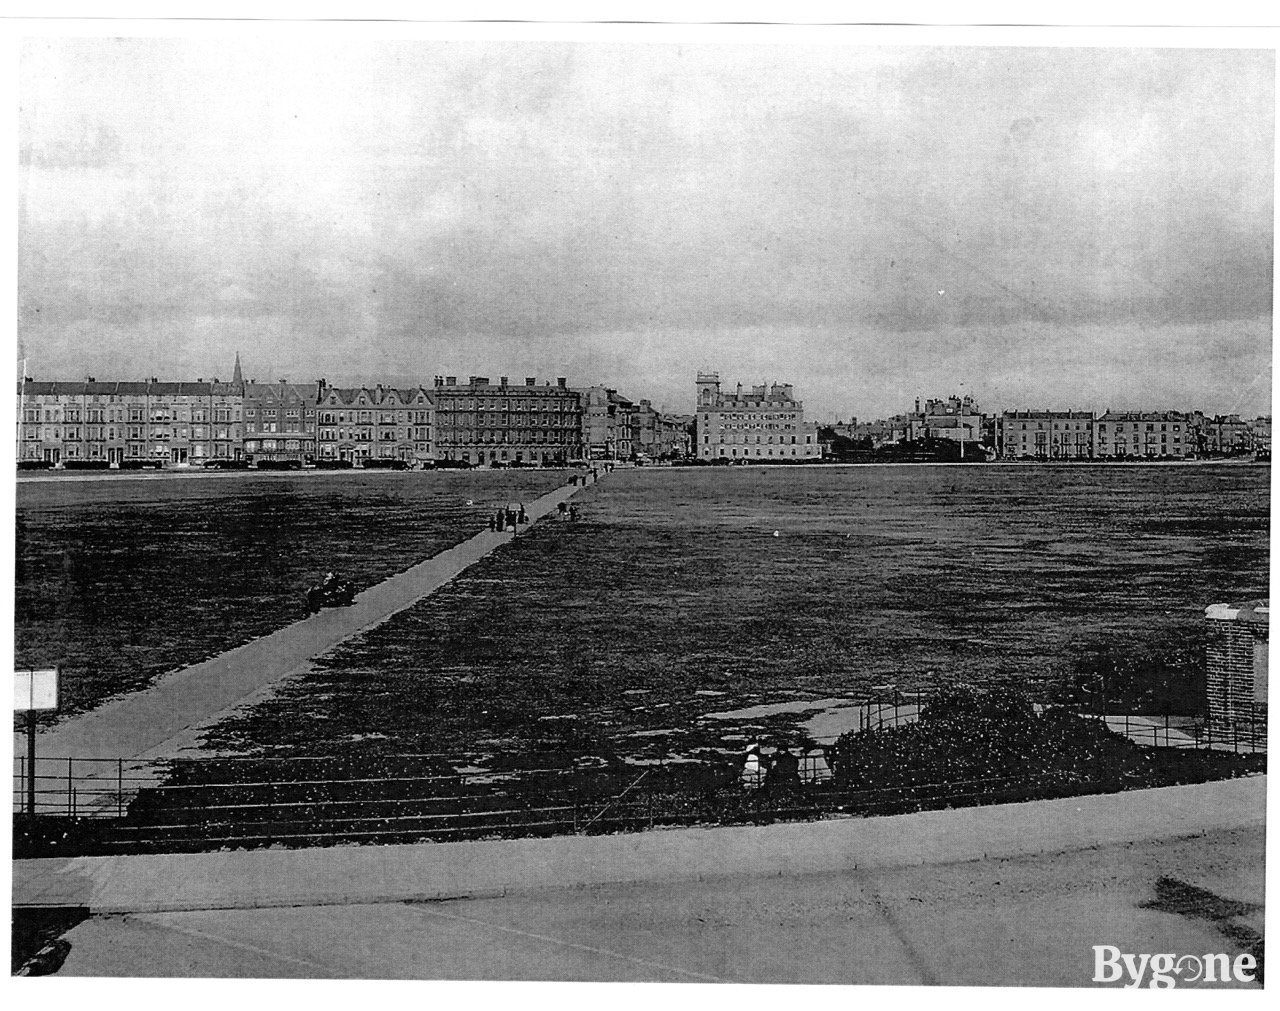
[
  {"x1": 741, "y1": 742, "x2": 832, "y2": 792},
  {"x1": 556, "y1": 501, "x2": 580, "y2": 521},
  {"x1": 568, "y1": 463, "x2": 617, "y2": 486},
  {"x1": 488, "y1": 504, "x2": 528, "y2": 532}
]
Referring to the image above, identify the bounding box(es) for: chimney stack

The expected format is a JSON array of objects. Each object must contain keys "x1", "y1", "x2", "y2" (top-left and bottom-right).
[
  {"x1": 557, "y1": 377, "x2": 567, "y2": 389},
  {"x1": 446, "y1": 376, "x2": 457, "y2": 386},
  {"x1": 525, "y1": 377, "x2": 536, "y2": 386},
  {"x1": 500, "y1": 376, "x2": 508, "y2": 387}
]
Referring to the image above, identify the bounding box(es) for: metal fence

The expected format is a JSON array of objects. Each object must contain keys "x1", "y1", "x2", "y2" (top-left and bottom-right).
[
  {"x1": 12, "y1": 752, "x2": 1110, "y2": 854},
  {"x1": 12, "y1": 693, "x2": 1266, "y2": 856},
  {"x1": 1089, "y1": 707, "x2": 1266, "y2": 754}
]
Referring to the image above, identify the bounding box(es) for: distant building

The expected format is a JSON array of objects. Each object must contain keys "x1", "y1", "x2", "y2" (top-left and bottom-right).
[
  {"x1": 1206, "y1": 414, "x2": 1251, "y2": 455},
  {"x1": 1095, "y1": 411, "x2": 1193, "y2": 459},
  {"x1": 314, "y1": 380, "x2": 433, "y2": 465},
  {"x1": 657, "y1": 412, "x2": 694, "y2": 459},
  {"x1": 17, "y1": 376, "x2": 243, "y2": 465},
  {"x1": 911, "y1": 394, "x2": 985, "y2": 448},
  {"x1": 580, "y1": 386, "x2": 634, "y2": 460},
  {"x1": 693, "y1": 372, "x2": 819, "y2": 462},
  {"x1": 1000, "y1": 410, "x2": 1096, "y2": 459},
  {"x1": 1205, "y1": 599, "x2": 1268, "y2": 742},
  {"x1": 849, "y1": 414, "x2": 912, "y2": 447},
  {"x1": 242, "y1": 381, "x2": 318, "y2": 464},
  {"x1": 432, "y1": 375, "x2": 582, "y2": 466},
  {"x1": 627, "y1": 398, "x2": 691, "y2": 460},
  {"x1": 1248, "y1": 416, "x2": 1271, "y2": 457}
]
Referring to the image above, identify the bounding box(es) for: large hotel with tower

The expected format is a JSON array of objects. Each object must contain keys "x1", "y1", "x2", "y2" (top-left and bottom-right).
[{"x1": 694, "y1": 371, "x2": 820, "y2": 462}]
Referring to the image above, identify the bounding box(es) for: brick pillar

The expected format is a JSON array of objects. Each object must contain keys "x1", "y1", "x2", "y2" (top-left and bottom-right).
[{"x1": 1205, "y1": 600, "x2": 1268, "y2": 742}]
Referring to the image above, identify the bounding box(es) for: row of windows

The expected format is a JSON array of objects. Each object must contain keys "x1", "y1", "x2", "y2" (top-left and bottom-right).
[
  {"x1": 1010, "y1": 421, "x2": 1185, "y2": 433},
  {"x1": 704, "y1": 434, "x2": 813, "y2": 445},
  {"x1": 708, "y1": 422, "x2": 800, "y2": 432},
  {"x1": 438, "y1": 431, "x2": 579, "y2": 444},
  {"x1": 703, "y1": 412, "x2": 800, "y2": 422},
  {"x1": 435, "y1": 400, "x2": 575, "y2": 412},
  {"x1": 245, "y1": 422, "x2": 315, "y2": 434},
  {"x1": 702, "y1": 446, "x2": 818, "y2": 457},
  {"x1": 28, "y1": 427, "x2": 238, "y2": 441},
  {"x1": 317, "y1": 412, "x2": 431, "y2": 424},
  {"x1": 27, "y1": 408, "x2": 239, "y2": 422},
  {"x1": 245, "y1": 409, "x2": 315, "y2": 419},
  {"x1": 316, "y1": 429, "x2": 429, "y2": 442},
  {"x1": 24, "y1": 396, "x2": 240, "y2": 407}
]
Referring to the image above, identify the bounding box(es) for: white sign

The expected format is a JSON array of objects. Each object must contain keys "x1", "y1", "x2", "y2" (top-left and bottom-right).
[{"x1": 14, "y1": 669, "x2": 58, "y2": 711}]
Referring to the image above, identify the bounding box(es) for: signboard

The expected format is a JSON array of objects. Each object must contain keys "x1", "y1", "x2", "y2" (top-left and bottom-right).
[{"x1": 14, "y1": 669, "x2": 58, "y2": 711}]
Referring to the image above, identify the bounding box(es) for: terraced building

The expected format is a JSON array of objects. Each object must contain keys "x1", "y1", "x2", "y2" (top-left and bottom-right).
[
  {"x1": 313, "y1": 380, "x2": 434, "y2": 466},
  {"x1": 430, "y1": 375, "x2": 584, "y2": 466},
  {"x1": 17, "y1": 376, "x2": 244, "y2": 465}
]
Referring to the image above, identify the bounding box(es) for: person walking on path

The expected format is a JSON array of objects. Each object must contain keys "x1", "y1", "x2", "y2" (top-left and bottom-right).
[
  {"x1": 518, "y1": 503, "x2": 527, "y2": 524},
  {"x1": 558, "y1": 501, "x2": 568, "y2": 519}
]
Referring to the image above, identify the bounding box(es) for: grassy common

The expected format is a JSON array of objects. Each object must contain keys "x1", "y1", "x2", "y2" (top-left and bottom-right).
[{"x1": 14, "y1": 469, "x2": 567, "y2": 721}]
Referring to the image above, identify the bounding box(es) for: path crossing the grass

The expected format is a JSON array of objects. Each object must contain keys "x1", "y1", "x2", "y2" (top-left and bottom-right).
[{"x1": 17, "y1": 477, "x2": 590, "y2": 765}]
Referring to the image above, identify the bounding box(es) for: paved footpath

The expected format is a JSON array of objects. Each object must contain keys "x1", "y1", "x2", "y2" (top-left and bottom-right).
[
  {"x1": 51, "y1": 825, "x2": 1265, "y2": 984},
  {"x1": 13, "y1": 774, "x2": 1265, "y2": 912},
  {"x1": 18, "y1": 477, "x2": 587, "y2": 764}
]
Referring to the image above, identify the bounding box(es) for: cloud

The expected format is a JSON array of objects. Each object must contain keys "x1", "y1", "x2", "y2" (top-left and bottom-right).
[{"x1": 16, "y1": 40, "x2": 1275, "y2": 420}]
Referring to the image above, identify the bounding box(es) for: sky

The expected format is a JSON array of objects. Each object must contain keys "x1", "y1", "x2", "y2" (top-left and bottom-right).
[{"x1": 16, "y1": 38, "x2": 1275, "y2": 420}]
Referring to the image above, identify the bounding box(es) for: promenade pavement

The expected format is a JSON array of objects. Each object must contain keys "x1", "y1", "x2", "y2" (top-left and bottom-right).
[
  {"x1": 16, "y1": 477, "x2": 585, "y2": 766},
  {"x1": 15, "y1": 775, "x2": 1265, "y2": 912},
  {"x1": 33, "y1": 777, "x2": 1266, "y2": 985}
]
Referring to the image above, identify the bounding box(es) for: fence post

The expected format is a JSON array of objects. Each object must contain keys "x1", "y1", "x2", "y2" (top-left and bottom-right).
[
  {"x1": 67, "y1": 758, "x2": 73, "y2": 817},
  {"x1": 27, "y1": 712, "x2": 37, "y2": 820},
  {"x1": 118, "y1": 759, "x2": 124, "y2": 818}
]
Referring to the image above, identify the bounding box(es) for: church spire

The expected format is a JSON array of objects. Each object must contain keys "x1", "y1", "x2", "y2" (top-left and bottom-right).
[{"x1": 232, "y1": 351, "x2": 244, "y2": 389}]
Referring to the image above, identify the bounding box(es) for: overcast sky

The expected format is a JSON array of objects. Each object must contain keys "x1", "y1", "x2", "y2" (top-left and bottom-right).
[{"x1": 17, "y1": 39, "x2": 1274, "y2": 419}]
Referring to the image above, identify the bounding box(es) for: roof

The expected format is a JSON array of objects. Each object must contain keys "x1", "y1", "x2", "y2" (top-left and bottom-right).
[
  {"x1": 318, "y1": 385, "x2": 435, "y2": 407},
  {"x1": 18, "y1": 380, "x2": 234, "y2": 397},
  {"x1": 1097, "y1": 410, "x2": 1192, "y2": 422},
  {"x1": 1002, "y1": 410, "x2": 1095, "y2": 420},
  {"x1": 1205, "y1": 599, "x2": 1269, "y2": 625}
]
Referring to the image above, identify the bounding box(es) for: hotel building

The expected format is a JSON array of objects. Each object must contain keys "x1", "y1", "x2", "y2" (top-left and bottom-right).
[
  {"x1": 694, "y1": 372, "x2": 820, "y2": 462},
  {"x1": 431, "y1": 375, "x2": 583, "y2": 466}
]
